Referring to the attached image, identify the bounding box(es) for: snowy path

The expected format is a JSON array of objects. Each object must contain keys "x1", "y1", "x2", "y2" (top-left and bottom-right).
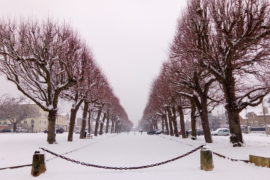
[{"x1": 0, "y1": 133, "x2": 270, "y2": 180}]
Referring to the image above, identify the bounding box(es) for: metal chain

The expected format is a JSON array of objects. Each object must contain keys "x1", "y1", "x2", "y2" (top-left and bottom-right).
[
  {"x1": 212, "y1": 151, "x2": 250, "y2": 163},
  {"x1": 0, "y1": 134, "x2": 118, "y2": 171},
  {"x1": 0, "y1": 164, "x2": 32, "y2": 171},
  {"x1": 160, "y1": 135, "x2": 250, "y2": 163},
  {"x1": 40, "y1": 145, "x2": 204, "y2": 170}
]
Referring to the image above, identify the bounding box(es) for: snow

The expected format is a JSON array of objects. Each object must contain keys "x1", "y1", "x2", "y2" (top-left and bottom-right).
[{"x1": 0, "y1": 133, "x2": 270, "y2": 180}]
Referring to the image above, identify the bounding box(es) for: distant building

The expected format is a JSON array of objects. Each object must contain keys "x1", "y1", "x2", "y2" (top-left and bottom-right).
[
  {"x1": 0, "y1": 104, "x2": 69, "y2": 132},
  {"x1": 240, "y1": 111, "x2": 270, "y2": 128}
]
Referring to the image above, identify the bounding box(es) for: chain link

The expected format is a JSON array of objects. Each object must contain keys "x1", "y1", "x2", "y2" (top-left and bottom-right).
[
  {"x1": 40, "y1": 145, "x2": 204, "y2": 170},
  {"x1": 212, "y1": 151, "x2": 250, "y2": 163},
  {"x1": 160, "y1": 135, "x2": 250, "y2": 163}
]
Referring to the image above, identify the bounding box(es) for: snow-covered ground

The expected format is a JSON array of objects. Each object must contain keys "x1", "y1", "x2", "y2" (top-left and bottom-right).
[{"x1": 0, "y1": 132, "x2": 270, "y2": 180}]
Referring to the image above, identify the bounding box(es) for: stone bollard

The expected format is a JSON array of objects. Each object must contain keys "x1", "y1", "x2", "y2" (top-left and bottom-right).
[
  {"x1": 200, "y1": 148, "x2": 214, "y2": 171},
  {"x1": 31, "y1": 151, "x2": 46, "y2": 177}
]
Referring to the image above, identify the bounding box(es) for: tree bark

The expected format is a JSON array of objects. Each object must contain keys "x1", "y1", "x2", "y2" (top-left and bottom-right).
[
  {"x1": 47, "y1": 109, "x2": 57, "y2": 144},
  {"x1": 172, "y1": 107, "x2": 179, "y2": 137},
  {"x1": 200, "y1": 98, "x2": 212, "y2": 143},
  {"x1": 111, "y1": 118, "x2": 115, "y2": 133},
  {"x1": 99, "y1": 113, "x2": 106, "y2": 135},
  {"x1": 223, "y1": 70, "x2": 243, "y2": 146},
  {"x1": 161, "y1": 115, "x2": 165, "y2": 133},
  {"x1": 225, "y1": 93, "x2": 243, "y2": 146},
  {"x1": 68, "y1": 100, "x2": 83, "y2": 142},
  {"x1": 115, "y1": 120, "x2": 119, "y2": 133},
  {"x1": 178, "y1": 105, "x2": 187, "y2": 138},
  {"x1": 13, "y1": 122, "x2": 17, "y2": 133},
  {"x1": 191, "y1": 99, "x2": 197, "y2": 140},
  {"x1": 68, "y1": 109, "x2": 78, "y2": 141},
  {"x1": 94, "y1": 108, "x2": 102, "y2": 136},
  {"x1": 80, "y1": 101, "x2": 89, "y2": 139},
  {"x1": 105, "y1": 113, "x2": 110, "y2": 133},
  {"x1": 166, "y1": 108, "x2": 174, "y2": 136},
  {"x1": 87, "y1": 109, "x2": 91, "y2": 134},
  {"x1": 163, "y1": 114, "x2": 169, "y2": 135}
]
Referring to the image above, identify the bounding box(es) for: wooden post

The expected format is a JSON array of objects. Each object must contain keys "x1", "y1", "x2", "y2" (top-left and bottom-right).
[
  {"x1": 31, "y1": 151, "x2": 46, "y2": 177},
  {"x1": 250, "y1": 155, "x2": 270, "y2": 168},
  {"x1": 200, "y1": 148, "x2": 214, "y2": 171}
]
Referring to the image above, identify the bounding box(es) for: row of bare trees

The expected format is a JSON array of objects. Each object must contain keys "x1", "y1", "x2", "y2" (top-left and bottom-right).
[
  {"x1": 140, "y1": 0, "x2": 270, "y2": 147},
  {"x1": 0, "y1": 19, "x2": 132, "y2": 144}
]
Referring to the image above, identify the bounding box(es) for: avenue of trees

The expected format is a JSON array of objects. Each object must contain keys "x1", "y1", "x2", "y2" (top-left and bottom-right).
[
  {"x1": 0, "y1": 19, "x2": 132, "y2": 144},
  {"x1": 140, "y1": 0, "x2": 270, "y2": 147}
]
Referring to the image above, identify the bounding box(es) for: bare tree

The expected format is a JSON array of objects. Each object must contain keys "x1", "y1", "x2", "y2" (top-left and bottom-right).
[
  {"x1": 0, "y1": 19, "x2": 84, "y2": 144},
  {"x1": 179, "y1": 0, "x2": 270, "y2": 146},
  {"x1": 63, "y1": 48, "x2": 100, "y2": 141}
]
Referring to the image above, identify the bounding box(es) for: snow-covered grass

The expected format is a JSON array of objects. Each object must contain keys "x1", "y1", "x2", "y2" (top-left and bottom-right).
[{"x1": 0, "y1": 132, "x2": 270, "y2": 180}]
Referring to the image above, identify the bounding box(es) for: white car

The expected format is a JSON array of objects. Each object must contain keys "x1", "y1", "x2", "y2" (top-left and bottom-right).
[{"x1": 211, "y1": 128, "x2": 230, "y2": 136}]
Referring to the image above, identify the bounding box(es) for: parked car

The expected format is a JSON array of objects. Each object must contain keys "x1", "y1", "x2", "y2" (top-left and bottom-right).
[
  {"x1": 0, "y1": 128, "x2": 12, "y2": 133},
  {"x1": 186, "y1": 129, "x2": 204, "y2": 136},
  {"x1": 155, "y1": 129, "x2": 163, "y2": 134},
  {"x1": 147, "y1": 130, "x2": 156, "y2": 135},
  {"x1": 147, "y1": 129, "x2": 163, "y2": 135},
  {"x1": 56, "y1": 128, "x2": 64, "y2": 134},
  {"x1": 211, "y1": 128, "x2": 230, "y2": 136}
]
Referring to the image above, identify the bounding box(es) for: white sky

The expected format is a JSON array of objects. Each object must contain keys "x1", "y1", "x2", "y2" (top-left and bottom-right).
[{"x1": 0, "y1": 0, "x2": 187, "y2": 125}]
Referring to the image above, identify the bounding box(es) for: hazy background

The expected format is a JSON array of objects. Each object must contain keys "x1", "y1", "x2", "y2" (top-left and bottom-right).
[{"x1": 0, "y1": 0, "x2": 187, "y2": 125}]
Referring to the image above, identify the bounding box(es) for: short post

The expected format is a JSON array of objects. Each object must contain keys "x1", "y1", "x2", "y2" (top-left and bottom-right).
[
  {"x1": 200, "y1": 148, "x2": 214, "y2": 171},
  {"x1": 31, "y1": 151, "x2": 46, "y2": 177},
  {"x1": 250, "y1": 155, "x2": 270, "y2": 168}
]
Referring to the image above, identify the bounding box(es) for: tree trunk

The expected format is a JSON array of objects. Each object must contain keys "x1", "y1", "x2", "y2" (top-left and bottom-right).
[
  {"x1": 163, "y1": 114, "x2": 169, "y2": 135},
  {"x1": 105, "y1": 114, "x2": 110, "y2": 133},
  {"x1": 225, "y1": 85, "x2": 244, "y2": 147},
  {"x1": 13, "y1": 122, "x2": 17, "y2": 133},
  {"x1": 166, "y1": 108, "x2": 174, "y2": 136},
  {"x1": 115, "y1": 120, "x2": 120, "y2": 133},
  {"x1": 68, "y1": 108, "x2": 78, "y2": 141},
  {"x1": 191, "y1": 99, "x2": 197, "y2": 140},
  {"x1": 178, "y1": 105, "x2": 187, "y2": 138},
  {"x1": 99, "y1": 113, "x2": 106, "y2": 135},
  {"x1": 223, "y1": 68, "x2": 243, "y2": 146},
  {"x1": 94, "y1": 108, "x2": 102, "y2": 136},
  {"x1": 88, "y1": 109, "x2": 91, "y2": 134},
  {"x1": 80, "y1": 101, "x2": 89, "y2": 139},
  {"x1": 161, "y1": 115, "x2": 165, "y2": 133},
  {"x1": 115, "y1": 121, "x2": 119, "y2": 133},
  {"x1": 226, "y1": 97, "x2": 243, "y2": 146},
  {"x1": 200, "y1": 98, "x2": 212, "y2": 143},
  {"x1": 172, "y1": 107, "x2": 179, "y2": 137},
  {"x1": 111, "y1": 119, "x2": 115, "y2": 133},
  {"x1": 47, "y1": 109, "x2": 57, "y2": 144}
]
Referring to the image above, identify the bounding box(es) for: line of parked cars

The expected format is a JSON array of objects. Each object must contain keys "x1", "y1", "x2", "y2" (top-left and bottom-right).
[
  {"x1": 146, "y1": 128, "x2": 230, "y2": 136},
  {"x1": 43, "y1": 127, "x2": 65, "y2": 134},
  {"x1": 0, "y1": 128, "x2": 12, "y2": 133}
]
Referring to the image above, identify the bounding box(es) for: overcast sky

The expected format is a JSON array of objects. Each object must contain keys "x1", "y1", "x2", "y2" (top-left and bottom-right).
[{"x1": 0, "y1": 0, "x2": 187, "y2": 125}]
